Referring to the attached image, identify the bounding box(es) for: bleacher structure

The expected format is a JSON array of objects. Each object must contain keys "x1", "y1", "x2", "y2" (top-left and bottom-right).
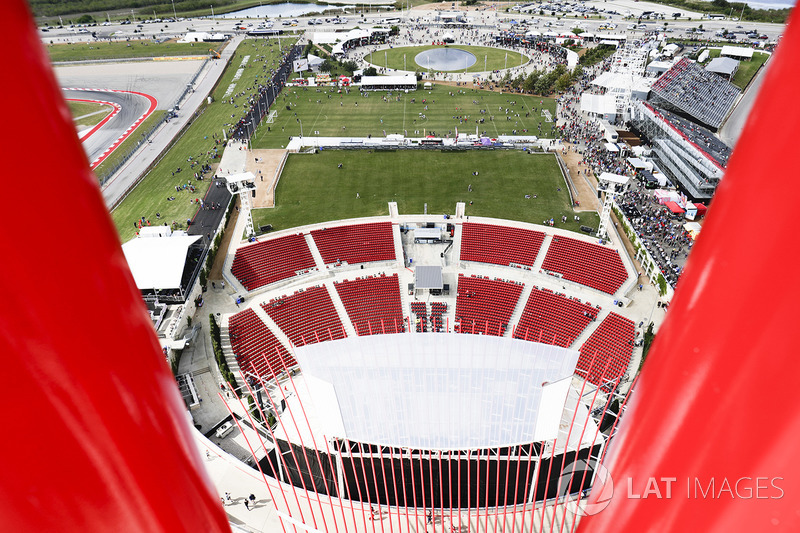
[
  {"x1": 460, "y1": 222, "x2": 546, "y2": 269},
  {"x1": 648, "y1": 57, "x2": 739, "y2": 131},
  {"x1": 227, "y1": 309, "x2": 296, "y2": 379},
  {"x1": 454, "y1": 275, "x2": 523, "y2": 336},
  {"x1": 334, "y1": 274, "x2": 405, "y2": 335},
  {"x1": 513, "y1": 287, "x2": 599, "y2": 348},
  {"x1": 541, "y1": 236, "x2": 628, "y2": 295},
  {"x1": 262, "y1": 285, "x2": 346, "y2": 346},
  {"x1": 231, "y1": 233, "x2": 316, "y2": 291},
  {"x1": 630, "y1": 101, "x2": 726, "y2": 201},
  {"x1": 577, "y1": 312, "x2": 636, "y2": 386},
  {"x1": 311, "y1": 222, "x2": 396, "y2": 266}
]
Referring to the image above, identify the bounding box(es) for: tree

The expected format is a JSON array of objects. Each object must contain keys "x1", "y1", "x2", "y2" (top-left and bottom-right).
[
  {"x1": 320, "y1": 58, "x2": 334, "y2": 73},
  {"x1": 523, "y1": 70, "x2": 540, "y2": 93},
  {"x1": 363, "y1": 66, "x2": 378, "y2": 77},
  {"x1": 555, "y1": 72, "x2": 573, "y2": 93},
  {"x1": 76, "y1": 14, "x2": 94, "y2": 24}
]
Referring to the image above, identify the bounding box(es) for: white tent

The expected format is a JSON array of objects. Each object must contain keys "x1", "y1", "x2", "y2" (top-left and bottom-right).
[
  {"x1": 721, "y1": 46, "x2": 754, "y2": 60},
  {"x1": 122, "y1": 234, "x2": 202, "y2": 290}
]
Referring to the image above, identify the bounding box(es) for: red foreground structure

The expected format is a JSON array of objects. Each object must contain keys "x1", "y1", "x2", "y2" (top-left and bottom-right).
[{"x1": 2, "y1": 0, "x2": 799, "y2": 531}]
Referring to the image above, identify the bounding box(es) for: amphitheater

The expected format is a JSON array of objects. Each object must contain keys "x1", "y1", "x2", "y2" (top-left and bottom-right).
[{"x1": 199, "y1": 204, "x2": 658, "y2": 532}]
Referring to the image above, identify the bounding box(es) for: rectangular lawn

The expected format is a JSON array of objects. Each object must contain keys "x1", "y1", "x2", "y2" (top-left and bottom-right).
[
  {"x1": 252, "y1": 85, "x2": 558, "y2": 148},
  {"x1": 252, "y1": 150, "x2": 599, "y2": 233}
]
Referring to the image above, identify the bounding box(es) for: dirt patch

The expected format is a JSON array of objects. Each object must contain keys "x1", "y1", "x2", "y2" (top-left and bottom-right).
[
  {"x1": 244, "y1": 149, "x2": 287, "y2": 208},
  {"x1": 561, "y1": 143, "x2": 600, "y2": 213}
]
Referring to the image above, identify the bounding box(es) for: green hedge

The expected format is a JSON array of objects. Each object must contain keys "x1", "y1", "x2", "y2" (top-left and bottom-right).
[{"x1": 209, "y1": 314, "x2": 238, "y2": 390}]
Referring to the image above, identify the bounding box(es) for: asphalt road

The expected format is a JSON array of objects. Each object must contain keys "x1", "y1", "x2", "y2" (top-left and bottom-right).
[{"x1": 64, "y1": 88, "x2": 154, "y2": 165}]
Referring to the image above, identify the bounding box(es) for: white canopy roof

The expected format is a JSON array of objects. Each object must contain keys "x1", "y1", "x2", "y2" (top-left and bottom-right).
[
  {"x1": 360, "y1": 74, "x2": 417, "y2": 87},
  {"x1": 599, "y1": 171, "x2": 629, "y2": 184},
  {"x1": 581, "y1": 92, "x2": 617, "y2": 116},
  {"x1": 122, "y1": 234, "x2": 201, "y2": 290},
  {"x1": 292, "y1": 333, "x2": 581, "y2": 449},
  {"x1": 721, "y1": 45, "x2": 754, "y2": 59},
  {"x1": 706, "y1": 57, "x2": 739, "y2": 76}
]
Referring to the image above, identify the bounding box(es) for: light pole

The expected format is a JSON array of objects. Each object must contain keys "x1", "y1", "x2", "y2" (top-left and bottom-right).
[
  {"x1": 171, "y1": 0, "x2": 178, "y2": 21},
  {"x1": 210, "y1": 4, "x2": 214, "y2": 18}
]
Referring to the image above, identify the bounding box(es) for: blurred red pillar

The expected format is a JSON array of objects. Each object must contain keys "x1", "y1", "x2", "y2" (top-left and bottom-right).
[
  {"x1": 578, "y1": 11, "x2": 800, "y2": 533},
  {"x1": 0, "y1": 2, "x2": 229, "y2": 531}
]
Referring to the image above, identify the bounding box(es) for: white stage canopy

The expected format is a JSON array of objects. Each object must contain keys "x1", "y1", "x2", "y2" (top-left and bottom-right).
[
  {"x1": 122, "y1": 234, "x2": 201, "y2": 290},
  {"x1": 293, "y1": 333, "x2": 580, "y2": 449},
  {"x1": 581, "y1": 93, "x2": 617, "y2": 116}
]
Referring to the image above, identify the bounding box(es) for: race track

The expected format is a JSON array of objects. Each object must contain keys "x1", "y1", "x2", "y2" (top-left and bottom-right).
[{"x1": 63, "y1": 88, "x2": 157, "y2": 168}]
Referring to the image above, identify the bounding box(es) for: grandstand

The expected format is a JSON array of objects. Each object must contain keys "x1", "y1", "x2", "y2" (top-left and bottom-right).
[
  {"x1": 454, "y1": 275, "x2": 523, "y2": 335},
  {"x1": 227, "y1": 308, "x2": 296, "y2": 378},
  {"x1": 514, "y1": 287, "x2": 599, "y2": 347},
  {"x1": 311, "y1": 222, "x2": 396, "y2": 266},
  {"x1": 630, "y1": 101, "x2": 726, "y2": 201},
  {"x1": 231, "y1": 233, "x2": 316, "y2": 291},
  {"x1": 334, "y1": 274, "x2": 405, "y2": 335},
  {"x1": 262, "y1": 285, "x2": 346, "y2": 345},
  {"x1": 577, "y1": 312, "x2": 635, "y2": 385},
  {"x1": 460, "y1": 222, "x2": 546, "y2": 268},
  {"x1": 648, "y1": 57, "x2": 740, "y2": 130},
  {"x1": 541, "y1": 235, "x2": 628, "y2": 294}
]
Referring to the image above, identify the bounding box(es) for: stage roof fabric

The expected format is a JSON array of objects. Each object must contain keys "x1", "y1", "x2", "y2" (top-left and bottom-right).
[
  {"x1": 415, "y1": 265, "x2": 443, "y2": 289},
  {"x1": 293, "y1": 333, "x2": 581, "y2": 449},
  {"x1": 721, "y1": 46, "x2": 754, "y2": 59},
  {"x1": 360, "y1": 74, "x2": 417, "y2": 87},
  {"x1": 581, "y1": 93, "x2": 617, "y2": 116},
  {"x1": 122, "y1": 235, "x2": 201, "y2": 290},
  {"x1": 706, "y1": 57, "x2": 739, "y2": 77}
]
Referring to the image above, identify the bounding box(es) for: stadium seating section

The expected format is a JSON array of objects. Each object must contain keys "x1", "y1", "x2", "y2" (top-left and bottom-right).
[
  {"x1": 228, "y1": 309, "x2": 296, "y2": 378},
  {"x1": 311, "y1": 222, "x2": 396, "y2": 265},
  {"x1": 263, "y1": 285, "x2": 346, "y2": 346},
  {"x1": 542, "y1": 236, "x2": 627, "y2": 294},
  {"x1": 455, "y1": 275, "x2": 523, "y2": 336},
  {"x1": 334, "y1": 274, "x2": 405, "y2": 335},
  {"x1": 231, "y1": 233, "x2": 316, "y2": 291},
  {"x1": 514, "y1": 287, "x2": 599, "y2": 347},
  {"x1": 460, "y1": 223, "x2": 546, "y2": 268},
  {"x1": 577, "y1": 312, "x2": 635, "y2": 385},
  {"x1": 411, "y1": 301, "x2": 428, "y2": 332},
  {"x1": 649, "y1": 57, "x2": 739, "y2": 130}
]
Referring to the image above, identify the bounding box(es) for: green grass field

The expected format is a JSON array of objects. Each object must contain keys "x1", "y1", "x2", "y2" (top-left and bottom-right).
[
  {"x1": 703, "y1": 49, "x2": 768, "y2": 89},
  {"x1": 67, "y1": 100, "x2": 113, "y2": 127},
  {"x1": 253, "y1": 86, "x2": 557, "y2": 148},
  {"x1": 111, "y1": 38, "x2": 295, "y2": 242},
  {"x1": 252, "y1": 150, "x2": 598, "y2": 233},
  {"x1": 365, "y1": 45, "x2": 527, "y2": 74},
  {"x1": 47, "y1": 39, "x2": 214, "y2": 62}
]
